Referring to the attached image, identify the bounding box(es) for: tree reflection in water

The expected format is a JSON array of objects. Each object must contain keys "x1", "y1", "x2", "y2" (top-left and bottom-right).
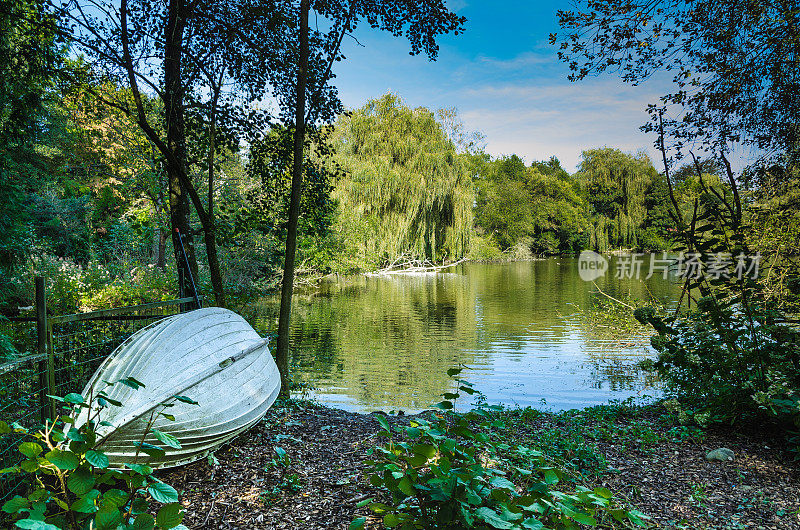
[{"x1": 244, "y1": 257, "x2": 680, "y2": 412}]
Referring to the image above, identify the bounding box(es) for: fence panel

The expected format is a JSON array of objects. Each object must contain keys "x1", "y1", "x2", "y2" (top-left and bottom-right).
[{"x1": 0, "y1": 295, "x2": 200, "y2": 503}]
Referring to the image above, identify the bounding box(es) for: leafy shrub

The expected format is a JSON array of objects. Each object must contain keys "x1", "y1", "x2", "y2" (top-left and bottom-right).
[
  {"x1": 467, "y1": 234, "x2": 503, "y2": 262},
  {"x1": 634, "y1": 161, "x2": 800, "y2": 439},
  {"x1": 0, "y1": 380, "x2": 189, "y2": 529},
  {"x1": 356, "y1": 368, "x2": 647, "y2": 529},
  {"x1": 5, "y1": 254, "x2": 173, "y2": 314},
  {"x1": 636, "y1": 301, "x2": 800, "y2": 430},
  {"x1": 0, "y1": 324, "x2": 16, "y2": 361}
]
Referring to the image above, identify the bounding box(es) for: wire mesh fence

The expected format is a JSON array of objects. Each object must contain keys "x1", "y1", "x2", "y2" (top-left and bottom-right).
[{"x1": 0, "y1": 287, "x2": 200, "y2": 503}]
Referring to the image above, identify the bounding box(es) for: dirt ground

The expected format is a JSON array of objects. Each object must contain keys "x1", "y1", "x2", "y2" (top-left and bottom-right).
[{"x1": 162, "y1": 401, "x2": 800, "y2": 529}]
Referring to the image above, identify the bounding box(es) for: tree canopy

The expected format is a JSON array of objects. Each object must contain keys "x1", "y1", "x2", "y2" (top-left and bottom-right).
[
  {"x1": 330, "y1": 94, "x2": 474, "y2": 265},
  {"x1": 553, "y1": 0, "x2": 800, "y2": 164}
]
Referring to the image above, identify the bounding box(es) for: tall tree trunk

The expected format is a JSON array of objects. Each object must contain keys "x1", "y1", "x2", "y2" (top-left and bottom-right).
[
  {"x1": 204, "y1": 80, "x2": 226, "y2": 307},
  {"x1": 164, "y1": 0, "x2": 199, "y2": 304},
  {"x1": 276, "y1": 0, "x2": 310, "y2": 398},
  {"x1": 156, "y1": 228, "x2": 168, "y2": 270}
]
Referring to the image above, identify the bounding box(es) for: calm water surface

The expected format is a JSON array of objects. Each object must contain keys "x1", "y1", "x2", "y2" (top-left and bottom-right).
[{"x1": 246, "y1": 257, "x2": 681, "y2": 412}]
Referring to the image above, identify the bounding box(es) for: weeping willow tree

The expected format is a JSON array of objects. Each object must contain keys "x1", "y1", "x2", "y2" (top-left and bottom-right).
[
  {"x1": 578, "y1": 148, "x2": 659, "y2": 251},
  {"x1": 329, "y1": 94, "x2": 473, "y2": 266}
]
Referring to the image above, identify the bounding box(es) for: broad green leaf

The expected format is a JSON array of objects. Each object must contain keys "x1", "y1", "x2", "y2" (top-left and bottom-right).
[
  {"x1": 67, "y1": 468, "x2": 95, "y2": 495},
  {"x1": 571, "y1": 512, "x2": 597, "y2": 525},
  {"x1": 136, "y1": 442, "x2": 166, "y2": 459},
  {"x1": 14, "y1": 520, "x2": 60, "y2": 530},
  {"x1": 0, "y1": 421, "x2": 10, "y2": 434},
  {"x1": 130, "y1": 497, "x2": 149, "y2": 515},
  {"x1": 628, "y1": 509, "x2": 650, "y2": 527},
  {"x1": 474, "y1": 507, "x2": 514, "y2": 529},
  {"x1": 433, "y1": 400, "x2": 453, "y2": 410},
  {"x1": 152, "y1": 429, "x2": 181, "y2": 449},
  {"x1": 18, "y1": 442, "x2": 42, "y2": 459},
  {"x1": 70, "y1": 489, "x2": 100, "y2": 513},
  {"x1": 20, "y1": 459, "x2": 40, "y2": 472},
  {"x1": 375, "y1": 414, "x2": 390, "y2": 432},
  {"x1": 148, "y1": 481, "x2": 178, "y2": 503},
  {"x1": 132, "y1": 513, "x2": 155, "y2": 530},
  {"x1": 85, "y1": 450, "x2": 109, "y2": 469},
  {"x1": 172, "y1": 395, "x2": 198, "y2": 405},
  {"x1": 349, "y1": 517, "x2": 366, "y2": 530},
  {"x1": 446, "y1": 367, "x2": 463, "y2": 377},
  {"x1": 384, "y1": 513, "x2": 400, "y2": 527},
  {"x1": 102, "y1": 489, "x2": 129, "y2": 508},
  {"x1": 521, "y1": 517, "x2": 544, "y2": 529},
  {"x1": 45, "y1": 449, "x2": 79, "y2": 470},
  {"x1": 156, "y1": 502, "x2": 183, "y2": 528},
  {"x1": 94, "y1": 504, "x2": 122, "y2": 530},
  {"x1": 64, "y1": 393, "x2": 85, "y2": 404},
  {"x1": 542, "y1": 468, "x2": 559, "y2": 485},
  {"x1": 2, "y1": 496, "x2": 29, "y2": 514},
  {"x1": 490, "y1": 476, "x2": 516, "y2": 492},
  {"x1": 594, "y1": 487, "x2": 613, "y2": 499},
  {"x1": 398, "y1": 476, "x2": 414, "y2": 496},
  {"x1": 411, "y1": 443, "x2": 437, "y2": 459},
  {"x1": 127, "y1": 463, "x2": 153, "y2": 475},
  {"x1": 66, "y1": 428, "x2": 85, "y2": 442},
  {"x1": 118, "y1": 377, "x2": 146, "y2": 389}
]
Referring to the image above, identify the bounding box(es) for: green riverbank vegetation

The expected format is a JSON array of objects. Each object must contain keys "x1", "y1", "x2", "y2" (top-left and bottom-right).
[
  {"x1": 0, "y1": 84, "x2": 712, "y2": 316},
  {"x1": 1, "y1": 0, "x2": 800, "y2": 527}
]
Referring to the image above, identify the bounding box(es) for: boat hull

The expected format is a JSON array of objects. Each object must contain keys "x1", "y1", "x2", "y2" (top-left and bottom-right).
[{"x1": 72, "y1": 308, "x2": 280, "y2": 469}]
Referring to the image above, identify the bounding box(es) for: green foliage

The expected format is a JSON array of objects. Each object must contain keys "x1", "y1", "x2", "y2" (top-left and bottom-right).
[
  {"x1": 474, "y1": 155, "x2": 587, "y2": 256},
  {"x1": 225, "y1": 126, "x2": 338, "y2": 279},
  {"x1": 577, "y1": 148, "x2": 660, "y2": 252},
  {"x1": 361, "y1": 368, "x2": 647, "y2": 529},
  {"x1": 0, "y1": 0, "x2": 64, "y2": 269},
  {"x1": 0, "y1": 317, "x2": 17, "y2": 360},
  {"x1": 0, "y1": 382, "x2": 186, "y2": 529},
  {"x1": 634, "y1": 167, "x2": 800, "y2": 440},
  {"x1": 636, "y1": 299, "x2": 800, "y2": 431},
  {"x1": 554, "y1": 0, "x2": 800, "y2": 162},
  {"x1": 330, "y1": 94, "x2": 474, "y2": 267},
  {"x1": 3, "y1": 254, "x2": 173, "y2": 315}
]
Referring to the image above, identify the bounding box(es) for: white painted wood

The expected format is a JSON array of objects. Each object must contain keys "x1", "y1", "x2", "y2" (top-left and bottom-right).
[{"x1": 71, "y1": 307, "x2": 280, "y2": 468}]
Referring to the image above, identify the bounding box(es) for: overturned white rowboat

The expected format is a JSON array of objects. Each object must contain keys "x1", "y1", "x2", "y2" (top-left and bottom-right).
[{"x1": 72, "y1": 307, "x2": 280, "y2": 469}]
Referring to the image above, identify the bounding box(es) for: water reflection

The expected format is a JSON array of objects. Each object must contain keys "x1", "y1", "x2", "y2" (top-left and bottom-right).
[{"x1": 244, "y1": 256, "x2": 680, "y2": 412}]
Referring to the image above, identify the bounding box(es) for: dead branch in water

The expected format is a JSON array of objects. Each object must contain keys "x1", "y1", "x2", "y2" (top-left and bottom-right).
[{"x1": 366, "y1": 254, "x2": 468, "y2": 276}]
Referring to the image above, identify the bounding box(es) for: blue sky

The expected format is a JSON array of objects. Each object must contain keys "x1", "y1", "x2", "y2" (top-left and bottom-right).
[{"x1": 331, "y1": 1, "x2": 672, "y2": 171}]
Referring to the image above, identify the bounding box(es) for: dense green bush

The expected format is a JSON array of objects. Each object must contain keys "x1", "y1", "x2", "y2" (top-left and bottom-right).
[
  {"x1": 3, "y1": 254, "x2": 174, "y2": 314},
  {"x1": 0, "y1": 380, "x2": 188, "y2": 529},
  {"x1": 355, "y1": 368, "x2": 647, "y2": 529},
  {"x1": 634, "y1": 166, "x2": 800, "y2": 442},
  {"x1": 636, "y1": 300, "x2": 800, "y2": 432}
]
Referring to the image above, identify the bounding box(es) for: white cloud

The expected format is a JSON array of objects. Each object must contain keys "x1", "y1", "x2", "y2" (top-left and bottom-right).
[{"x1": 455, "y1": 79, "x2": 666, "y2": 170}]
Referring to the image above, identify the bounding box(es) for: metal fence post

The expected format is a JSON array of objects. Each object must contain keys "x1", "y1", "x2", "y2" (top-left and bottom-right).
[
  {"x1": 47, "y1": 321, "x2": 56, "y2": 420},
  {"x1": 35, "y1": 277, "x2": 48, "y2": 424}
]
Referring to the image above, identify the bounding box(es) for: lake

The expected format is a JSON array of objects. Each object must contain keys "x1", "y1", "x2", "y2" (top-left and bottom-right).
[{"x1": 246, "y1": 256, "x2": 681, "y2": 412}]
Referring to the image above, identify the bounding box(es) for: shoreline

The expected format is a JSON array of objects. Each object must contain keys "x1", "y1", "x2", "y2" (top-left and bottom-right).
[{"x1": 164, "y1": 399, "x2": 800, "y2": 529}]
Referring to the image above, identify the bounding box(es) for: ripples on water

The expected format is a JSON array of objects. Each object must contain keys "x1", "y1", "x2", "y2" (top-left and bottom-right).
[{"x1": 245, "y1": 257, "x2": 681, "y2": 412}]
